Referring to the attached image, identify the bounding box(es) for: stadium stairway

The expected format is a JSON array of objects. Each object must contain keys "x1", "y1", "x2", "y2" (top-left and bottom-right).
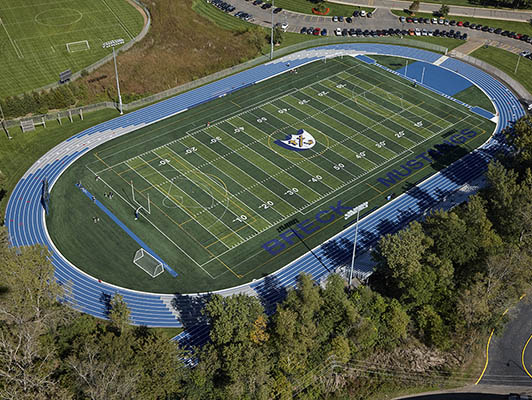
[{"x1": 5, "y1": 45, "x2": 525, "y2": 347}]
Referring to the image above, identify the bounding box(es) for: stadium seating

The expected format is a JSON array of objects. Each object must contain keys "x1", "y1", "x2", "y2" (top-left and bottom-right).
[{"x1": 5, "y1": 44, "x2": 525, "y2": 347}]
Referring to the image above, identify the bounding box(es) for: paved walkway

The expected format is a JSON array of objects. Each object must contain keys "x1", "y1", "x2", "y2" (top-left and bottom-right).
[
  {"x1": 453, "y1": 39, "x2": 486, "y2": 54},
  {"x1": 332, "y1": 0, "x2": 532, "y2": 22}
]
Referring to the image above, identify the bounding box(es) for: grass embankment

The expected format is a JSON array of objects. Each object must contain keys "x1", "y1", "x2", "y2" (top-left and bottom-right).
[
  {"x1": 391, "y1": 10, "x2": 532, "y2": 36},
  {"x1": 0, "y1": 109, "x2": 119, "y2": 221},
  {"x1": 263, "y1": 0, "x2": 374, "y2": 15},
  {"x1": 472, "y1": 45, "x2": 532, "y2": 95}
]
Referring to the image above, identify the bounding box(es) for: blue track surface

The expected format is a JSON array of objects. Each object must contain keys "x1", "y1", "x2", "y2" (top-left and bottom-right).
[
  {"x1": 397, "y1": 61, "x2": 472, "y2": 96},
  {"x1": 5, "y1": 44, "x2": 524, "y2": 346}
]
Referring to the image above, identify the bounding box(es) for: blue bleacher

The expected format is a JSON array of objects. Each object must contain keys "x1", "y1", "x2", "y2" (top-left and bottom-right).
[{"x1": 5, "y1": 44, "x2": 525, "y2": 346}]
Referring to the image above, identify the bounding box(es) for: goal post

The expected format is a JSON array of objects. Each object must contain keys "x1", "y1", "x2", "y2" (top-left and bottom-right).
[
  {"x1": 133, "y1": 248, "x2": 164, "y2": 278},
  {"x1": 66, "y1": 40, "x2": 90, "y2": 53},
  {"x1": 131, "y1": 180, "x2": 151, "y2": 214}
]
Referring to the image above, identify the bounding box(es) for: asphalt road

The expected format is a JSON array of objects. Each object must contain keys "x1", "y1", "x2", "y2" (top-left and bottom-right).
[
  {"x1": 479, "y1": 296, "x2": 532, "y2": 387},
  {"x1": 231, "y1": 2, "x2": 532, "y2": 53}
]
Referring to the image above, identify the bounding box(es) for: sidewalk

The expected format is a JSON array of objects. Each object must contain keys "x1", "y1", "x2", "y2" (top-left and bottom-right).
[{"x1": 330, "y1": 0, "x2": 532, "y2": 22}]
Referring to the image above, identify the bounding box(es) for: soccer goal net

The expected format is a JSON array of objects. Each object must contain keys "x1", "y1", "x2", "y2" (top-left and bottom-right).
[
  {"x1": 66, "y1": 40, "x2": 90, "y2": 53},
  {"x1": 133, "y1": 249, "x2": 164, "y2": 278}
]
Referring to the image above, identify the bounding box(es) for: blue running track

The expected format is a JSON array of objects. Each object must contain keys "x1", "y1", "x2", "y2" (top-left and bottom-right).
[{"x1": 5, "y1": 44, "x2": 524, "y2": 347}]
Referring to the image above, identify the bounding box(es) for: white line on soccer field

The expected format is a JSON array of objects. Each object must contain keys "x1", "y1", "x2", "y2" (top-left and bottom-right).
[
  {"x1": 163, "y1": 133, "x2": 285, "y2": 223},
  {"x1": 155, "y1": 145, "x2": 263, "y2": 235},
  {"x1": 222, "y1": 119, "x2": 323, "y2": 200},
  {"x1": 320, "y1": 78, "x2": 421, "y2": 147},
  {"x1": 300, "y1": 84, "x2": 409, "y2": 154},
  {"x1": 351, "y1": 58, "x2": 478, "y2": 122},
  {"x1": 96, "y1": 64, "x2": 359, "y2": 175},
  {"x1": 89, "y1": 171, "x2": 215, "y2": 277},
  {"x1": 0, "y1": 17, "x2": 23, "y2": 58},
  {"x1": 127, "y1": 156, "x2": 233, "y2": 244},
  {"x1": 279, "y1": 93, "x2": 387, "y2": 165},
  {"x1": 100, "y1": 0, "x2": 133, "y2": 39}
]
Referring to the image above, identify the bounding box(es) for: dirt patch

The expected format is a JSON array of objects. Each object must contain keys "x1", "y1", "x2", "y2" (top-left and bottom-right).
[{"x1": 80, "y1": 0, "x2": 263, "y2": 103}]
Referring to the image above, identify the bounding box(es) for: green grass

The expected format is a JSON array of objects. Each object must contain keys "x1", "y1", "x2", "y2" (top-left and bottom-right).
[
  {"x1": 400, "y1": 0, "x2": 530, "y2": 8},
  {"x1": 47, "y1": 56, "x2": 494, "y2": 294},
  {"x1": 392, "y1": 10, "x2": 532, "y2": 36},
  {"x1": 0, "y1": 0, "x2": 144, "y2": 97},
  {"x1": 149, "y1": 327, "x2": 183, "y2": 340},
  {"x1": 0, "y1": 108, "x2": 120, "y2": 223},
  {"x1": 471, "y1": 45, "x2": 532, "y2": 95},
  {"x1": 371, "y1": 54, "x2": 496, "y2": 112},
  {"x1": 266, "y1": 0, "x2": 374, "y2": 15}
]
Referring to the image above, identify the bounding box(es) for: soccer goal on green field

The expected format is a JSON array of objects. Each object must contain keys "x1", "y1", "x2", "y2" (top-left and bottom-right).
[
  {"x1": 66, "y1": 40, "x2": 90, "y2": 53},
  {"x1": 133, "y1": 248, "x2": 164, "y2": 278}
]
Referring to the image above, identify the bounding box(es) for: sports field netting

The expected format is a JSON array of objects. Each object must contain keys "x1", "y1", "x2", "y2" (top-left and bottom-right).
[
  {"x1": 47, "y1": 56, "x2": 495, "y2": 293},
  {"x1": 0, "y1": 0, "x2": 143, "y2": 96}
]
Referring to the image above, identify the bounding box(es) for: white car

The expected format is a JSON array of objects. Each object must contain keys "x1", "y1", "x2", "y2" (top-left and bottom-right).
[
  {"x1": 431, "y1": 17, "x2": 438, "y2": 23},
  {"x1": 438, "y1": 18, "x2": 444, "y2": 24},
  {"x1": 360, "y1": 10, "x2": 366, "y2": 17},
  {"x1": 415, "y1": 28, "x2": 421, "y2": 36},
  {"x1": 422, "y1": 28, "x2": 427, "y2": 36},
  {"x1": 281, "y1": 22, "x2": 288, "y2": 31},
  {"x1": 335, "y1": 27, "x2": 342, "y2": 36}
]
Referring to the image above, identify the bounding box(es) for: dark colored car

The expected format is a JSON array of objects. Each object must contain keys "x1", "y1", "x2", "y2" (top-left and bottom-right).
[
  {"x1": 494, "y1": 28, "x2": 502, "y2": 34},
  {"x1": 321, "y1": 28, "x2": 328, "y2": 35},
  {"x1": 346, "y1": 16, "x2": 352, "y2": 23},
  {"x1": 363, "y1": 29, "x2": 370, "y2": 36},
  {"x1": 307, "y1": 26, "x2": 314, "y2": 34},
  {"x1": 406, "y1": 17, "x2": 413, "y2": 23},
  {"x1": 488, "y1": 27, "x2": 495, "y2": 33},
  {"x1": 463, "y1": 21, "x2": 470, "y2": 27},
  {"x1": 252, "y1": 0, "x2": 262, "y2": 5},
  {"x1": 469, "y1": 23, "x2": 476, "y2": 29},
  {"x1": 300, "y1": 27, "x2": 307, "y2": 34},
  {"x1": 261, "y1": 3, "x2": 271, "y2": 9},
  {"x1": 349, "y1": 28, "x2": 356, "y2": 36},
  {"x1": 461, "y1": 33, "x2": 468, "y2": 40},
  {"x1": 450, "y1": 20, "x2": 456, "y2": 26},
  {"x1": 475, "y1": 24, "x2": 482, "y2": 30},
  {"x1": 482, "y1": 26, "x2": 489, "y2": 31},
  {"x1": 353, "y1": 10, "x2": 359, "y2": 17},
  {"x1": 273, "y1": 7, "x2": 282, "y2": 13},
  {"x1": 342, "y1": 28, "x2": 348, "y2": 36},
  {"x1": 338, "y1": 16, "x2": 344, "y2": 22}
]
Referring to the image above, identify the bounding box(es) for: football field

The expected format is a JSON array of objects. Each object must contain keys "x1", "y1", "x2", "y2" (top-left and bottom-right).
[
  {"x1": 47, "y1": 56, "x2": 495, "y2": 293},
  {"x1": 0, "y1": 0, "x2": 143, "y2": 96}
]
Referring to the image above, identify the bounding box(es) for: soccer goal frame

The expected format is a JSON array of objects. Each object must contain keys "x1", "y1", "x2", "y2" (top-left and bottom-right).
[
  {"x1": 133, "y1": 248, "x2": 164, "y2": 278},
  {"x1": 131, "y1": 180, "x2": 151, "y2": 214},
  {"x1": 66, "y1": 40, "x2": 90, "y2": 53}
]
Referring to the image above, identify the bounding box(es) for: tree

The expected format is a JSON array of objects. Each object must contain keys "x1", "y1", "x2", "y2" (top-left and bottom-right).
[
  {"x1": 273, "y1": 26, "x2": 283, "y2": 45},
  {"x1": 438, "y1": 3, "x2": 450, "y2": 17},
  {"x1": 201, "y1": 294, "x2": 272, "y2": 398},
  {"x1": 504, "y1": 115, "x2": 532, "y2": 171},
  {"x1": 108, "y1": 293, "x2": 131, "y2": 333},
  {"x1": 0, "y1": 244, "x2": 73, "y2": 399},
  {"x1": 409, "y1": 0, "x2": 420, "y2": 14}
]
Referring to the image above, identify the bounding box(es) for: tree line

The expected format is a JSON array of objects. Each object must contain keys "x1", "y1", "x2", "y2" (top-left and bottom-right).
[{"x1": 1, "y1": 115, "x2": 532, "y2": 399}]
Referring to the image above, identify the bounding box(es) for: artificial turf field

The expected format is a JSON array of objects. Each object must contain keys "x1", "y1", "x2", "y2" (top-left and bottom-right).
[
  {"x1": 0, "y1": 0, "x2": 143, "y2": 96},
  {"x1": 47, "y1": 55, "x2": 495, "y2": 293}
]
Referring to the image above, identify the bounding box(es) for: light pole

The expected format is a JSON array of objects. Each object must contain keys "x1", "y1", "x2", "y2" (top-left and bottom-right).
[
  {"x1": 421, "y1": 66, "x2": 425, "y2": 85},
  {"x1": 515, "y1": 54, "x2": 521, "y2": 75},
  {"x1": 0, "y1": 102, "x2": 10, "y2": 139},
  {"x1": 102, "y1": 38, "x2": 125, "y2": 114},
  {"x1": 270, "y1": 0, "x2": 275, "y2": 60},
  {"x1": 348, "y1": 202, "x2": 368, "y2": 287}
]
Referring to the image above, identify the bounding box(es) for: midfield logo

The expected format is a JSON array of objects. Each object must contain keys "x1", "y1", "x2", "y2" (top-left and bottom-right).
[{"x1": 274, "y1": 129, "x2": 316, "y2": 152}]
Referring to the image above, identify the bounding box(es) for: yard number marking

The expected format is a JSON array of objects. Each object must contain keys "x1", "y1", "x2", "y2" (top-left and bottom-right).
[
  {"x1": 259, "y1": 201, "x2": 274, "y2": 209},
  {"x1": 159, "y1": 158, "x2": 170, "y2": 166},
  {"x1": 185, "y1": 147, "x2": 197, "y2": 154},
  {"x1": 284, "y1": 188, "x2": 299, "y2": 196}
]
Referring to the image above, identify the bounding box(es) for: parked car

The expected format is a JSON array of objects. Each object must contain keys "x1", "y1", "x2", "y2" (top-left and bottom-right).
[
  {"x1": 335, "y1": 27, "x2": 341, "y2": 35},
  {"x1": 342, "y1": 28, "x2": 348, "y2": 36},
  {"x1": 494, "y1": 28, "x2": 502, "y2": 34},
  {"x1": 252, "y1": 0, "x2": 262, "y2": 5},
  {"x1": 431, "y1": 17, "x2": 438, "y2": 23},
  {"x1": 338, "y1": 15, "x2": 344, "y2": 22},
  {"x1": 349, "y1": 28, "x2": 356, "y2": 36},
  {"x1": 313, "y1": 27, "x2": 321, "y2": 35},
  {"x1": 367, "y1": 12, "x2": 373, "y2": 17},
  {"x1": 307, "y1": 26, "x2": 314, "y2": 34},
  {"x1": 360, "y1": 10, "x2": 366, "y2": 17},
  {"x1": 346, "y1": 16, "x2": 352, "y2": 23},
  {"x1": 300, "y1": 27, "x2": 307, "y2": 34},
  {"x1": 424, "y1": 18, "x2": 430, "y2": 23},
  {"x1": 400, "y1": 16, "x2": 406, "y2": 22},
  {"x1": 261, "y1": 3, "x2": 271, "y2": 9},
  {"x1": 353, "y1": 10, "x2": 360, "y2": 17},
  {"x1": 406, "y1": 17, "x2": 413, "y2": 23},
  {"x1": 450, "y1": 20, "x2": 456, "y2": 26},
  {"x1": 457, "y1": 21, "x2": 463, "y2": 26},
  {"x1": 332, "y1": 15, "x2": 338, "y2": 22},
  {"x1": 321, "y1": 28, "x2": 328, "y2": 35},
  {"x1": 273, "y1": 7, "x2": 282, "y2": 13},
  {"x1": 463, "y1": 21, "x2": 470, "y2": 27}
]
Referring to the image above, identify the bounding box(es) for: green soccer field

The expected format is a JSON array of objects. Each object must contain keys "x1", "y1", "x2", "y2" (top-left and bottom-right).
[
  {"x1": 0, "y1": 0, "x2": 143, "y2": 96},
  {"x1": 47, "y1": 56, "x2": 495, "y2": 293}
]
